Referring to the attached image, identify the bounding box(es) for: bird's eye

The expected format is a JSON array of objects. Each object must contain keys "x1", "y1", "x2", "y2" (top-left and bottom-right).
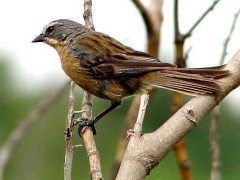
[{"x1": 46, "y1": 26, "x2": 54, "y2": 34}]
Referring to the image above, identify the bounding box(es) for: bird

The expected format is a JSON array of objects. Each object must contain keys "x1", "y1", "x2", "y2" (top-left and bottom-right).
[{"x1": 32, "y1": 19, "x2": 229, "y2": 133}]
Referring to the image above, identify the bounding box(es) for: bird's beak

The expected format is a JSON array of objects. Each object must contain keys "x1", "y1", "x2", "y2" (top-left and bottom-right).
[{"x1": 32, "y1": 34, "x2": 45, "y2": 43}]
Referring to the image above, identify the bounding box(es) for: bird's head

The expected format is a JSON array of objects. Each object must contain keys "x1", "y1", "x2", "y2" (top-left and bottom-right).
[{"x1": 32, "y1": 19, "x2": 88, "y2": 48}]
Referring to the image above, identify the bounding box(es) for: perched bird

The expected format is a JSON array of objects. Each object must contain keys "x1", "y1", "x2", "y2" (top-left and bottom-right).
[{"x1": 32, "y1": 19, "x2": 229, "y2": 131}]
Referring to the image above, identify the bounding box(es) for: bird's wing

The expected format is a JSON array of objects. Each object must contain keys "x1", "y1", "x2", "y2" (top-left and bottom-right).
[{"x1": 73, "y1": 32, "x2": 176, "y2": 78}]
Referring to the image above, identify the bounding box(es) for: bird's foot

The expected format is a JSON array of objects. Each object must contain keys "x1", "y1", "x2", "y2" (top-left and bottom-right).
[{"x1": 74, "y1": 117, "x2": 97, "y2": 137}]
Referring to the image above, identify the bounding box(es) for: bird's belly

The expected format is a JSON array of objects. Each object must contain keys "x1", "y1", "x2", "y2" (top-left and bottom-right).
[
  {"x1": 59, "y1": 56, "x2": 127, "y2": 101},
  {"x1": 58, "y1": 48, "x2": 141, "y2": 101}
]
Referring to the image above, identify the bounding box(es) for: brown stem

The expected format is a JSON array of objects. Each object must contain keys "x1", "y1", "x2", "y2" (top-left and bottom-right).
[
  {"x1": 131, "y1": 0, "x2": 153, "y2": 37},
  {"x1": 0, "y1": 81, "x2": 69, "y2": 180}
]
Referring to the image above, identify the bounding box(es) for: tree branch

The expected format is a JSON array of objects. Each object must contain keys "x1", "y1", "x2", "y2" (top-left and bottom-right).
[
  {"x1": 64, "y1": 82, "x2": 83, "y2": 180},
  {"x1": 84, "y1": 0, "x2": 95, "y2": 30},
  {"x1": 80, "y1": 1, "x2": 103, "y2": 179},
  {"x1": 210, "y1": 106, "x2": 221, "y2": 180},
  {"x1": 220, "y1": 9, "x2": 240, "y2": 65},
  {"x1": 0, "y1": 81, "x2": 69, "y2": 180},
  {"x1": 109, "y1": 95, "x2": 141, "y2": 180},
  {"x1": 116, "y1": 49, "x2": 240, "y2": 180},
  {"x1": 81, "y1": 92, "x2": 103, "y2": 180},
  {"x1": 133, "y1": 94, "x2": 149, "y2": 134}
]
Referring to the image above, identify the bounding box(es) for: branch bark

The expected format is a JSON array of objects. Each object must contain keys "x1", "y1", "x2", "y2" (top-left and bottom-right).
[
  {"x1": 81, "y1": 1, "x2": 103, "y2": 179},
  {"x1": 0, "y1": 81, "x2": 69, "y2": 180},
  {"x1": 210, "y1": 106, "x2": 221, "y2": 180},
  {"x1": 64, "y1": 82, "x2": 83, "y2": 180},
  {"x1": 133, "y1": 94, "x2": 149, "y2": 134},
  {"x1": 116, "y1": 49, "x2": 240, "y2": 180}
]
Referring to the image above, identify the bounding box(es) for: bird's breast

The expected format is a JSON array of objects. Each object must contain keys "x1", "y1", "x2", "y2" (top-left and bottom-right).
[
  {"x1": 56, "y1": 46, "x2": 144, "y2": 102},
  {"x1": 58, "y1": 46, "x2": 99, "y2": 93}
]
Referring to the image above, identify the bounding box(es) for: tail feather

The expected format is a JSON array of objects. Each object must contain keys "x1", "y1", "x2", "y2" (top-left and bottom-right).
[
  {"x1": 142, "y1": 66, "x2": 229, "y2": 96},
  {"x1": 170, "y1": 65, "x2": 229, "y2": 78}
]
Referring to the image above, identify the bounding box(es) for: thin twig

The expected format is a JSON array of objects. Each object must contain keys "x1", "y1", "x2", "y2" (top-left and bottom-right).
[
  {"x1": 81, "y1": 92, "x2": 103, "y2": 180},
  {"x1": 64, "y1": 81, "x2": 76, "y2": 180},
  {"x1": 81, "y1": 1, "x2": 103, "y2": 179},
  {"x1": 174, "y1": 0, "x2": 180, "y2": 37},
  {"x1": 84, "y1": 0, "x2": 95, "y2": 30},
  {"x1": 220, "y1": 9, "x2": 240, "y2": 65},
  {"x1": 210, "y1": 8, "x2": 240, "y2": 180},
  {"x1": 210, "y1": 106, "x2": 221, "y2": 180},
  {"x1": 0, "y1": 81, "x2": 70, "y2": 180},
  {"x1": 185, "y1": 0, "x2": 221, "y2": 37},
  {"x1": 133, "y1": 94, "x2": 149, "y2": 134}
]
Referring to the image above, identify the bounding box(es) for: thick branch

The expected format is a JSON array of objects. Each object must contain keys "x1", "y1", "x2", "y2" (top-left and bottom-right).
[
  {"x1": 109, "y1": 95, "x2": 141, "y2": 180},
  {"x1": 116, "y1": 50, "x2": 240, "y2": 180},
  {"x1": 0, "y1": 81, "x2": 69, "y2": 180}
]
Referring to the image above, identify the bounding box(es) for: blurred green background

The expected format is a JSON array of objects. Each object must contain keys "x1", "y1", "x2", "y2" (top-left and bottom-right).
[{"x1": 0, "y1": 54, "x2": 240, "y2": 180}]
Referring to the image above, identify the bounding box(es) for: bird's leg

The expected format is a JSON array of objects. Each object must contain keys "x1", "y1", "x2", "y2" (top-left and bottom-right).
[{"x1": 76, "y1": 101, "x2": 121, "y2": 136}]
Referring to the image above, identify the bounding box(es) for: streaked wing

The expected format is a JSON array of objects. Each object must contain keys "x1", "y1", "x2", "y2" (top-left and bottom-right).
[{"x1": 73, "y1": 31, "x2": 176, "y2": 78}]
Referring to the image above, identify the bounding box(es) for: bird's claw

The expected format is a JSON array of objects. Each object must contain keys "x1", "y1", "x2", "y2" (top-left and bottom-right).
[{"x1": 74, "y1": 117, "x2": 97, "y2": 137}]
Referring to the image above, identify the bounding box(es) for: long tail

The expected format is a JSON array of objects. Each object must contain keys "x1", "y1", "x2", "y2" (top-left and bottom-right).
[{"x1": 142, "y1": 65, "x2": 229, "y2": 96}]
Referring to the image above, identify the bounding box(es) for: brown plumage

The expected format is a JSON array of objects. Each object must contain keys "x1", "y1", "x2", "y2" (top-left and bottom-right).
[{"x1": 32, "y1": 19, "x2": 229, "y2": 129}]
